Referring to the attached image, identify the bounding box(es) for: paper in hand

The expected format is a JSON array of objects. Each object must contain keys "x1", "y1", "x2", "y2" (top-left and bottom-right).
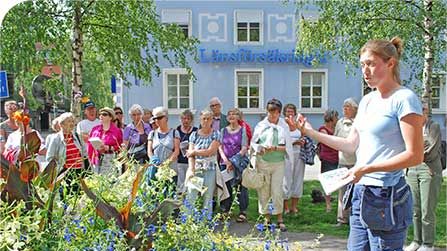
[
  {"x1": 88, "y1": 137, "x2": 103, "y2": 150},
  {"x1": 318, "y1": 167, "x2": 354, "y2": 195}
]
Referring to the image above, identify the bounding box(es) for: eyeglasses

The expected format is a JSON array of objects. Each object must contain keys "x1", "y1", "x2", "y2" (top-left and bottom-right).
[
  {"x1": 100, "y1": 112, "x2": 110, "y2": 117},
  {"x1": 210, "y1": 103, "x2": 220, "y2": 107}
]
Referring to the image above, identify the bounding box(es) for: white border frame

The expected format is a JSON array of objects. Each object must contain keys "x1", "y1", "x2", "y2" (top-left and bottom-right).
[
  {"x1": 162, "y1": 68, "x2": 194, "y2": 115},
  {"x1": 161, "y1": 9, "x2": 193, "y2": 37},
  {"x1": 298, "y1": 69, "x2": 328, "y2": 113},
  {"x1": 234, "y1": 68, "x2": 265, "y2": 114},
  {"x1": 198, "y1": 13, "x2": 227, "y2": 42},
  {"x1": 267, "y1": 14, "x2": 295, "y2": 42},
  {"x1": 233, "y1": 9, "x2": 263, "y2": 46}
]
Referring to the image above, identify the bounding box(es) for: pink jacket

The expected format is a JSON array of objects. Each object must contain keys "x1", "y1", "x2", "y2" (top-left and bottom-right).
[{"x1": 87, "y1": 123, "x2": 123, "y2": 165}]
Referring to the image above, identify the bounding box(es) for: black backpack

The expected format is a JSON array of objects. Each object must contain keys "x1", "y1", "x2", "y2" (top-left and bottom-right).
[{"x1": 441, "y1": 140, "x2": 446, "y2": 170}]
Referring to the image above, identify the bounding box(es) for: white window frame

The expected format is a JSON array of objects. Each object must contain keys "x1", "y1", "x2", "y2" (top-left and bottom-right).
[
  {"x1": 234, "y1": 68, "x2": 265, "y2": 114},
  {"x1": 431, "y1": 72, "x2": 446, "y2": 113},
  {"x1": 234, "y1": 10, "x2": 263, "y2": 45},
  {"x1": 299, "y1": 69, "x2": 328, "y2": 113},
  {"x1": 161, "y1": 9, "x2": 192, "y2": 37},
  {"x1": 162, "y1": 68, "x2": 193, "y2": 115}
]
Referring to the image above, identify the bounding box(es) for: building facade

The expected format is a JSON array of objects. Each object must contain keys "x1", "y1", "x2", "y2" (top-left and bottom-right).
[{"x1": 119, "y1": 0, "x2": 446, "y2": 139}]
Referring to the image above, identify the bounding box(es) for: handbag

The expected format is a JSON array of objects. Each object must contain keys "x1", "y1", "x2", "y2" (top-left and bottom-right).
[{"x1": 241, "y1": 151, "x2": 264, "y2": 189}]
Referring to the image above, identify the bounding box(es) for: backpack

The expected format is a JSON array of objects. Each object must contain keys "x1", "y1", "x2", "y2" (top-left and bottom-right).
[{"x1": 441, "y1": 140, "x2": 446, "y2": 170}]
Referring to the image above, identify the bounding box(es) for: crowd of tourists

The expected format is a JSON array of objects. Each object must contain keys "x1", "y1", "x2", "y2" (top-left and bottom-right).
[{"x1": 0, "y1": 37, "x2": 444, "y2": 250}]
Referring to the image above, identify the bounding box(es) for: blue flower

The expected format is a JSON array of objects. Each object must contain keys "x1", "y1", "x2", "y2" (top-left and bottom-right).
[
  {"x1": 80, "y1": 226, "x2": 87, "y2": 234},
  {"x1": 256, "y1": 223, "x2": 265, "y2": 232},
  {"x1": 136, "y1": 196, "x2": 143, "y2": 207},
  {"x1": 64, "y1": 228, "x2": 75, "y2": 242},
  {"x1": 19, "y1": 235, "x2": 27, "y2": 241},
  {"x1": 268, "y1": 203, "x2": 274, "y2": 214},
  {"x1": 264, "y1": 240, "x2": 271, "y2": 250},
  {"x1": 88, "y1": 217, "x2": 94, "y2": 225},
  {"x1": 161, "y1": 224, "x2": 167, "y2": 232},
  {"x1": 180, "y1": 213, "x2": 188, "y2": 224},
  {"x1": 147, "y1": 224, "x2": 156, "y2": 236},
  {"x1": 269, "y1": 223, "x2": 276, "y2": 232}
]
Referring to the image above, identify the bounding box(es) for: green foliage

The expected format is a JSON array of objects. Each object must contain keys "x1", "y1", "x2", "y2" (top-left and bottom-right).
[
  {"x1": 0, "y1": 0, "x2": 198, "y2": 110},
  {"x1": 295, "y1": 0, "x2": 447, "y2": 83}
]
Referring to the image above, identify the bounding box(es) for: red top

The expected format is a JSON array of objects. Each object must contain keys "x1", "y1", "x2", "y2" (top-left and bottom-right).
[
  {"x1": 239, "y1": 120, "x2": 252, "y2": 146},
  {"x1": 64, "y1": 134, "x2": 82, "y2": 169},
  {"x1": 318, "y1": 126, "x2": 339, "y2": 164}
]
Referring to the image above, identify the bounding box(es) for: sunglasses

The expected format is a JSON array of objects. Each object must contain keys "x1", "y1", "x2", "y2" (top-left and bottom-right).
[
  {"x1": 153, "y1": 116, "x2": 165, "y2": 120},
  {"x1": 115, "y1": 111, "x2": 123, "y2": 115},
  {"x1": 210, "y1": 103, "x2": 220, "y2": 107},
  {"x1": 100, "y1": 112, "x2": 110, "y2": 117}
]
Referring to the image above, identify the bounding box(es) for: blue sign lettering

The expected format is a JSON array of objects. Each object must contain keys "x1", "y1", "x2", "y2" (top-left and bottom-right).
[{"x1": 198, "y1": 48, "x2": 329, "y2": 66}]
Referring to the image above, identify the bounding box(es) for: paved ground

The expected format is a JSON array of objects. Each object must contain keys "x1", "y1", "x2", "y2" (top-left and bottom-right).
[{"x1": 225, "y1": 221, "x2": 347, "y2": 251}]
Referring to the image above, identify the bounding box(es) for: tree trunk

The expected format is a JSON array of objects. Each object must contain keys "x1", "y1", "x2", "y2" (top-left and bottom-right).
[
  {"x1": 71, "y1": 1, "x2": 83, "y2": 119},
  {"x1": 422, "y1": 0, "x2": 434, "y2": 115}
]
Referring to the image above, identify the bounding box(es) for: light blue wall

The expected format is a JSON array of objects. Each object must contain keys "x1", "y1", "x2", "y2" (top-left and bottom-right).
[{"x1": 122, "y1": 0, "x2": 446, "y2": 139}]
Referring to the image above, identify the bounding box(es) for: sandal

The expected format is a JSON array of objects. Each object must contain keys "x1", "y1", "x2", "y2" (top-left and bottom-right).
[
  {"x1": 236, "y1": 213, "x2": 247, "y2": 223},
  {"x1": 277, "y1": 221, "x2": 287, "y2": 232}
]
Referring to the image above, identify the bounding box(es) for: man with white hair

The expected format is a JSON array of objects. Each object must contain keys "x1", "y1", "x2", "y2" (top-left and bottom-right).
[{"x1": 209, "y1": 97, "x2": 228, "y2": 131}]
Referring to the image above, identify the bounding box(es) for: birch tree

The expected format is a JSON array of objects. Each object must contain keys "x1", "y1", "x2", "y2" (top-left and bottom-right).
[
  {"x1": 0, "y1": 0, "x2": 197, "y2": 116},
  {"x1": 296, "y1": 0, "x2": 446, "y2": 114}
]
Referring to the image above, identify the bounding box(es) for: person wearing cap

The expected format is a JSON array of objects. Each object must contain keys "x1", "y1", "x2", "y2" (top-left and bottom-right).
[
  {"x1": 146, "y1": 106, "x2": 180, "y2": 182},
  {"x1": 76, "y1": 101, "x2": 100, "y2": 143},
  {"x1": 334, "y1": 98, "x2": 358, "y2": 226},
  {"x1": 123, "y1": 104, "x2": 152, "y2": 164},
  {"x1": 209, "y1": 97, "x2": 229, "y2": 131},
  {"x1": 87, "y1": 107, "x2": 123, "y2": 175},
  {"x1": 318, "y1": 108, "x2": 339, "y2": 213},
  {"x1": 251, "y1": 98, "x2": 295, "y2": 232}
]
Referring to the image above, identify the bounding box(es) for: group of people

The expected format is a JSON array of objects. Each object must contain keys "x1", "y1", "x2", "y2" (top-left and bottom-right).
[{"x1": 0, "y1": 37, "x2": 444, "y2": 250}]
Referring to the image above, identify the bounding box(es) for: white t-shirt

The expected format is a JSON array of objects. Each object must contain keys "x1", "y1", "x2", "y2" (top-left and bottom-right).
[
  {"x1": 353, "y1": 87, "x2": 422, "y2": 187},
  {"x1": 76, "y1": 119, "x2": 100, "y2": 136}
]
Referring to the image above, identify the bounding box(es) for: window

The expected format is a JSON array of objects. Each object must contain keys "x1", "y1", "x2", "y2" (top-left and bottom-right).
[
  {"x1": 432, "y1": 73, "x2": 446, "y2": 111},
  {"x1": 234, "y1": 10, "x2": 263, "y2": 44},
  {"x1": 161, "y1": 9, "x2": 191, "y2": 37},
  {"x1": 299, "y1": 70, "x2": 328, "y2": 111},
  {"x1": 235, "y1": 69, "x2": 263, "y2": 111},
  {"x1": 163, "y1": 69, "x2": 192, "y2": 111}
]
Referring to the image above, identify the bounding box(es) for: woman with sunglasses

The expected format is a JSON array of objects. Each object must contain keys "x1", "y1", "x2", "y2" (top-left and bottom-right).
[
  {"x1": 251, "y1": 98, "x2": 295, "y2": 232},
  {"x1": 123, "y1": 104, "x2": 152, "y2": 164},
  {"x1": 113, "y1": 107, "x2": 126, "y2": 129},
  {"x1": 146, "y1": 107, "x2": 180, "y2": 182},
  {"x1": 87, "y1": 107, "x2": 123, "y2": 175}
]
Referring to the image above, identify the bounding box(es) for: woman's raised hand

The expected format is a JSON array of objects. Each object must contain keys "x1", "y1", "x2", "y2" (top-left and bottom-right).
[{"x1": 295, "y1": 113, "x2": 313, "y2": 135}]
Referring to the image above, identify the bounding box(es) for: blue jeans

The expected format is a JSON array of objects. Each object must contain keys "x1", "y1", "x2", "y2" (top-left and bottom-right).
[{"x1": 347, "y1": 177, "x2": 413, "y2": 251}]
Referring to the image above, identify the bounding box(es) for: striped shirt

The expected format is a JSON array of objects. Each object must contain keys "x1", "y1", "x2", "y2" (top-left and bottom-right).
[{"x1": 64, "y1": 134, "x2": 82, "y2": 169}]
